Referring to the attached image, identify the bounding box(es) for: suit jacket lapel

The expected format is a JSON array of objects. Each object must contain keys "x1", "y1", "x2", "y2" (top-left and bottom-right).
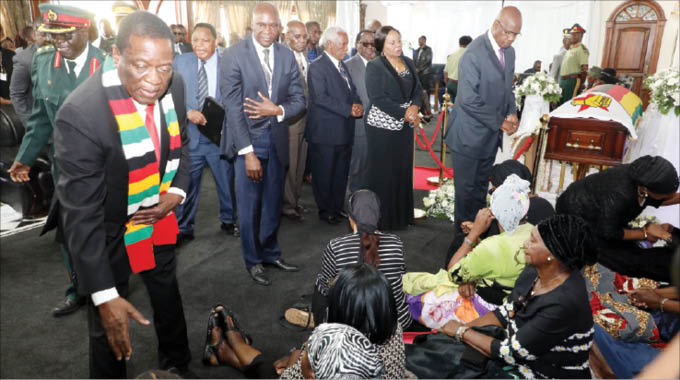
[
  {"x1": 270, "y1": 43, "x2": 284, "y2": 103},
  {"x1": 246, "y1": 38, "x2": 268, "y2": 97},
  {"x1": 483, "y1": 34, "x2": 504, "y2": 77},
  {"x1": 215, "y1": 53, "x2": 221, "y2": 100},
  {"x1": 158, "y1": 99, "x2": 169, "y2": 174},
  {"x1": 76, "y1": 43, "x2": 97, "y2": 86}
]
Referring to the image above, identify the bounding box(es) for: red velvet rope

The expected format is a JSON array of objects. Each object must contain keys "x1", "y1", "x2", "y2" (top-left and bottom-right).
[
  {"x1": 512, "y1": 136, "x2": 534, "y2": 160},
  {"x1": 415, "y1": 109, "x2": 453, "y2": 176}
]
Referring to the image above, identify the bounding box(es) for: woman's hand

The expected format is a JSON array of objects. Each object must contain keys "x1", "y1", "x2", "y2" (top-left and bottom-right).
[
  {"x1": 470, "y1": 208, "x2": 495, "y2": 237},
  {"x1": 273, "y1": 349, "x2": 303, "y2": 375},
  {"x1": 404, "y1": 105, "x2": 419, "y2": 123},
  {"x1": 461, "y1": 221, "x2": 474, "y2": 235},
  {"x1": 629, "y1": 288, "x2": 663, "y2": 309},
  {"x1": 440, "y1": 319, "x2": 464, "y2": 337},
  {"x1": 459, "y1": 282, "x2": 476, "y2": 299},
  {"x1": 645, "y1": 223, "x2": 672, "y2": 242}
]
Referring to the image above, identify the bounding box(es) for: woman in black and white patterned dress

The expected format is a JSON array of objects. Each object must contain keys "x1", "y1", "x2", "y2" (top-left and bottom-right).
[{"x1": 365, "y1": 25, "x2": 423, "y2": 230}]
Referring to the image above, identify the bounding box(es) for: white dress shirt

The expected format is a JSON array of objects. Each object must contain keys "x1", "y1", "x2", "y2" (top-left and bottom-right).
[
  {"x1": 238, "y1": 37, "x2": 286, "y2": 156},
  {"x1": 65, "y1": 43, "x2": 90, "y2": 77},
  {"x1": 487, "y1": 29, "x2": 504, "y2": 64},
  {"x1": 91, "y1": 98, "x2": 187, "y2": 306},
  {"x1": 324, "y1": 51, "x2": 350, "y2": 89},
  {"x1": 294, "y1": 50, "x2": 308, "y2": 79}
]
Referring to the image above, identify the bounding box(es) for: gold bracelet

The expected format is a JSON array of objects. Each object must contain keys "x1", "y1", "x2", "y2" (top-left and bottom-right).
[
  {"x1": 660, "y1": 298, "x2": 669, "y2": 313},
  {"x1": 642, "y1": 226, "x2": 648, "y2": 240}
]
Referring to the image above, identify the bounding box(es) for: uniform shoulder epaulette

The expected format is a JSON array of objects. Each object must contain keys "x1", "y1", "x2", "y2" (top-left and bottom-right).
[{"x1": 36, "y1": 45, "x2": 56, "y2": 55}]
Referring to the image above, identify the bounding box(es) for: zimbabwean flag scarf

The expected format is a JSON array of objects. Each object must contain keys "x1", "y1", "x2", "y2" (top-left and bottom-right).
[{"x1": 102, "y1": 56, "x2": 182, "y2": 273}]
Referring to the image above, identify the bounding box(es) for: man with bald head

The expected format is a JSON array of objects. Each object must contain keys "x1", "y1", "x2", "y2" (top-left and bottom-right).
[
  {"x1": 366, "y1": 19, "x2": 382, "y2": 33},
  {"x1": 445, "y1": 6, "x2": 521, "y2": 235},
  {"x1": 282, "y1": 20, "x2": 309, "y2": 221},
  {"x1": 220, "y1": 2, "x2": 305, "y2": 285}
]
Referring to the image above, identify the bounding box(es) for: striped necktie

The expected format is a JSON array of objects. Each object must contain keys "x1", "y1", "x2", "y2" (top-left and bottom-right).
[
  {"x1": 338, "y1": 61, "x2": 350, "y2": 88},
  {"x1": 198, "y1": 60, "x2": 208, "y2": 108},
  {"x1": 262, "y1": 48, "x2": 273, "y2": 91}
]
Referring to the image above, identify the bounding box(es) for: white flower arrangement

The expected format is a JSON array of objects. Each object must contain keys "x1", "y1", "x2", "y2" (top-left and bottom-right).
[
  {"x1": 423, "y1": 181, "x2": 455, "y2": 222},
  {"x1": 514, "y1": 72, "x2": 562, "y2": 110},
  {"x1": 643, "y1": 68, "x2": 680, "y2": 116},
  {"x1": 627, "y1": 215, "x2": 658, "y2": 229}
]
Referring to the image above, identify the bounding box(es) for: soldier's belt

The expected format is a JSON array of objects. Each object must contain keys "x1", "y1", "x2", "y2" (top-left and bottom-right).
[{"x1": 561, "y1": 74, "x2": 581, "y2": 79}]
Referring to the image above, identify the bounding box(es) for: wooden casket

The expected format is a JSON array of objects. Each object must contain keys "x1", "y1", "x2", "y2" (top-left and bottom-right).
[{"x1": 545, "y1": 85, "x2": 643, "y2": 177}]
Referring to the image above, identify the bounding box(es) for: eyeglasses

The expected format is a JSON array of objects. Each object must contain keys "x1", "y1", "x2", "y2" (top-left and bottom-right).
[
  {"x1": 360, "y1": 42, "x2": 375, "y2": 48},
  {"x1": 49, "y1": 32, "x2": 75, "y2": 42},
  {"x1": 497, "y1": 21, "x2": 521, "y2": 39}
]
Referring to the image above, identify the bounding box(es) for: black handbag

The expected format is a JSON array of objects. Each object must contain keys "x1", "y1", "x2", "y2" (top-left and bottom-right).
[{"x1": 405, "y1": 325, "x2": 514, "y2": 379}]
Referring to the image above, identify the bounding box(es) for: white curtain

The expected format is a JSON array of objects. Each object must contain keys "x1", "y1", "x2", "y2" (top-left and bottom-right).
[
  {"x1": 336, "y1": 0, "x2": 360, "y2": 47},
  {"x1": 378, "y1": 0, "x2": 599, "y2": 72}
]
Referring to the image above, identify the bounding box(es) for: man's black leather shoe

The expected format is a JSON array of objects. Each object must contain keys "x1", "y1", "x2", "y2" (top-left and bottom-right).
[
  {"x1": 176, "y1": 232, "x2": 194, "y2": 247},
  {"x1": 52, "y1": 297, "x2": 85, "y2": 317},
  {"x1": 264, "y1": 259, "x2": 299, "y2": 272},
  {"x1": 248, "y1": 264, "x2": 271, "y2": 286},
  {"x1": 320, "y1": 215, "x2": 341, "y2": 225},
  {"x1": 221, "y1": 223, "x2": 240, "y2": 237}
]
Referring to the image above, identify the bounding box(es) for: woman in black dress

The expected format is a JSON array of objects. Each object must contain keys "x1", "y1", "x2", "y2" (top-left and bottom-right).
[
  {"x1": 364, "y1": 26, "x2": 423, "y2": 230},
  {"x1": 556, "y1": 155, "x2": 680, "y2": 282}
]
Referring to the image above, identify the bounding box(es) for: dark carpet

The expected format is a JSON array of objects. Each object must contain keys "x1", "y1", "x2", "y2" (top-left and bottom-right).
[{"x1": 0, "y1": 120, "x2": 453, "y2": 378}]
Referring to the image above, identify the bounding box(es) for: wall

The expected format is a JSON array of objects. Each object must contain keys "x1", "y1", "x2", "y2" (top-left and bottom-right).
[
  {"x1": 364, "y1": 0, "x2": 387, "y2": 29},
  {"x1": 595, "y1": 0, "x2": 680, "y2": 71}
]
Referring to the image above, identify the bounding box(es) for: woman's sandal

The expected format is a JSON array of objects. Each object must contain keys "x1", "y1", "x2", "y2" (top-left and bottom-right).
[
  {"x1": 213, "y1": 304, "x2": 253, "y2": 345},
  {"x1": 202, "y1": 312, "x2": 225, "y2": 366},
  {"x1": 278, "y1": 302, "x2": 314, "y2": 331}
]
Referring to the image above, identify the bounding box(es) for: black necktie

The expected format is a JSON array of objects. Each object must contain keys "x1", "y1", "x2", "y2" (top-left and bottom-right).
[
  {"x1": 198, "y1": 60, "x2": 208, "y2": 108},
  {"x1": 67, "y1": 60, "x2": 77, "y2": 85}
]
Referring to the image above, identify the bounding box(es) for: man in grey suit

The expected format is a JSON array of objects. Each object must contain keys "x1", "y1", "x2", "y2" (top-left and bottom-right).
[
  {"x1": 281, "y1": 20, "x2": 309, "y2": 221},
  {"x1": 9, "y1": 21, "x2": 49, "y2": 125},
  {"x1": 345, "y1": 29, "x2": 376, "y2": 192},
  {"x1": 445, "y1": 6, "x2": 522, "y2": 232}
]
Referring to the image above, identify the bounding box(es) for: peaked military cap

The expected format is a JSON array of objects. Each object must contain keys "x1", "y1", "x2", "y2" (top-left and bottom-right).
[{"x1": 38, "y1": 4, "x2": 92, "y2": 34}]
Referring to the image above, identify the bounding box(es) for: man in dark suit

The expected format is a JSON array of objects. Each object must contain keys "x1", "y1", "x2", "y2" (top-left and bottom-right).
[
  {"x1": 282, "y1": 20, "x2": 309, "y2": 222},
  {"x1": 414, "y1": 35, "x2": 433, "y2": 117},
  {"x1": 306, "y1": 26, "x2": 362, "y2": 225},
  {"x1": 9, "y1": 20, "x2": 49, "y2": 125},
  {"x1": 173, "y1": 22, "x2": 238, "y2": 245},
  {"x1": 220, "y1": 2, "x2": 305, "y2": 286},
  {"x1": 8, "y1": 4, "x2": 106, "y2": 318},
  {"x1": 171, "y1": 24, "x2": 192, "y2": 55},
  {"x1": 445, "y1": 6, "x2": 521, "y2": 232},
  {"x1": 345, "y1": 29, "x2": 376, "y2": 192},
  {"x1": 52, "y1": 12, "x2": 193, "y2": 378}
]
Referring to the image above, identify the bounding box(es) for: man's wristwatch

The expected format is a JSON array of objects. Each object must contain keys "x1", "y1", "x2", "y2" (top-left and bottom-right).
[{"x1": 456, "y1": 325, "x2": 470, "y2": 342}]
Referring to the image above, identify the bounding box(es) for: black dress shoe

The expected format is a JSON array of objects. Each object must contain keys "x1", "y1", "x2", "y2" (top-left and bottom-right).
[
  {"x1": 264, "y1": 259, "x2": 300, "y2": 272},
  {"x1": 52, "y1": 297, "x2": 85, "y2": 317},
  {"x1": 221, "y1": 223, "x2": 240, "y2": 237},
  {"x1": 176, "y1": 232, "x2": 194, "y2": 247},
  {"x1": 283, "y1": 211, "x2": 304, "y2": 222},
  {"x1": 248, "y1": 264, "x2": 271, "y2": 286},
  {"x1": 320, "y1": 215, "x2": 341, "y2": 225}
]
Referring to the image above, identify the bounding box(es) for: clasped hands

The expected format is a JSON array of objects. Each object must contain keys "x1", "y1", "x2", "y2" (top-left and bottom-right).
[
  {"x1": 643, "y1": 223, "x2": 673, "y2": 243},
  {"x1": 404, "y1": 105, "x2": 420, "y2": 126},
  {"x1": 501, "y1": 114, "x2": 519, "y2": 135},
  {"x1": 351, "y1": 104, "x2": 363, "y2": 118},
  {"x1": 8, "y1": 160, "x2": 31, "y2": 182}
]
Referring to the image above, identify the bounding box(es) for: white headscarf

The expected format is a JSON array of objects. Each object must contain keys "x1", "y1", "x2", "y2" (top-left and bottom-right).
[{"x1": 490, "y1": 174, "x2": 530, "y2": 234}]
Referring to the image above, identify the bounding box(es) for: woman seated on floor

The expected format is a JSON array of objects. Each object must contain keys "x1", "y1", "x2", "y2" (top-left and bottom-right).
[
  {"x1": 203, "y1": 264, "x2": 405, "y2": 379},
  {"x1": 311, "y1": 189, "x2": 412, "y2": 330},
  {"x1": 445, "y1": 159, "x2": 555, "y2": 266},
  {"x1": 407, "y1": 215, "x2": 597, "y2": 379},
  {"x1": 556, "y1": 155, "x2": 680, "y2": 282},
  {"x1": 587, "y1": 249, "x2": 680, "y2": 378},
  {"x1": 404, "y1": 174, "x2": 533, "y2": 329}
]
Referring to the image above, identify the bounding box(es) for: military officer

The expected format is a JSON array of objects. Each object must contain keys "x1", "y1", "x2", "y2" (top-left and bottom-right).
[
  {"x1": 558, "y1": 23, "x2": 589, "y2": 104},
  {"x1": 7, "y1": 4, "x2": 106, "y2": 317}
]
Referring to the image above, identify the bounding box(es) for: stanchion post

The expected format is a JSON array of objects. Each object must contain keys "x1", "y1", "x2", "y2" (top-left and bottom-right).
[
  {"x1": 439, "y1": 93, "x2": 451, "y2": 185},
  {"x1": 530, "y1": 114, "x2": 550, "y2": 194}
]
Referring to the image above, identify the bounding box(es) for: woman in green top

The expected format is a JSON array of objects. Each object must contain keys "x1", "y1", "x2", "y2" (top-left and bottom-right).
[{"x1": 404, "y1": 174, "x2": 532, "y2": 329}]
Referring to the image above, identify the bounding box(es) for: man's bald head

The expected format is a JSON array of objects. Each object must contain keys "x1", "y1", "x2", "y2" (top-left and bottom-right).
[
  {"x1": 491, "y1": 6, "x2": 522, "y2": 49},
  {"x1": 367, "y1": 19, "x2": 382, "y2": 33},
  {"x1": 286, "y1": 20, "x2": 307, "y2": 53},
  {"x1": 252, "y1": 2, "x2": 280, "y2": 47}
]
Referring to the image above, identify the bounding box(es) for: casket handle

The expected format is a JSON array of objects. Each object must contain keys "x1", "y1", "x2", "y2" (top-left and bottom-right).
[{"x1": 566, "y1": 138, "x2": 602, "y2": 151}]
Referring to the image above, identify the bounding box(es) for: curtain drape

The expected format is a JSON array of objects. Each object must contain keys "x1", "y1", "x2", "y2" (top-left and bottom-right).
[
  {"x1": 192, "y1": 1, "x2": 221, "y2": 34},
  {"x1": 0, "y1": 0, "x2": 32, "y2": 40},
  {"x1": 295, "y1": 0, "x2": 336, "y2": 32}
]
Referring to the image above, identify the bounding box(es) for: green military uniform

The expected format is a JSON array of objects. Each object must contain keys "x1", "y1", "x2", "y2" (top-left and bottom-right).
[
  {"x1": 15, "y1": 4, "x2": 105, "y2": 312},
  {"x1": 445, "y1": 47, "x2": 466, "y2": 102},
  {"x1": 559, "y1": 24, "x2": 589, "y2": 105}
]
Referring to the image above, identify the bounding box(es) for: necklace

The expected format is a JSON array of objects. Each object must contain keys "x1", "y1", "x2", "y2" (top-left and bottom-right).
[
  {"x1": 387, "y1": 57, "x2": 405, "y2": 72},
  {"x1": 531, "y1": 272, "x2": 569, "y2": 296}
]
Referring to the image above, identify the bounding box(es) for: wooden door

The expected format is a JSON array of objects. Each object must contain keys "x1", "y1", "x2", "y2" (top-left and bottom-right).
[{"x1": 602, "y1": 1, "x2": 666, "y2": 109}]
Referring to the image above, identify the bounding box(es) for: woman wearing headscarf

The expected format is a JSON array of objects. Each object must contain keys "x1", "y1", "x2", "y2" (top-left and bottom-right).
[
  {"x1": 404, "y1": 174, "x2": 533, "y2": 329},
  {"x1": 410, "y1": 215, "x2": 596, "y2": 379},
  {"x1": 312, "y1": 189, "x2": 411, "y2": 330},
  {"x1": 556, "y1": 155, "x2": 680, "y2": 282}
]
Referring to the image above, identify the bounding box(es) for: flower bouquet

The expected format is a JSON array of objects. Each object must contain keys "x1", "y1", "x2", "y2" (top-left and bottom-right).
[
  {"x1": 644, "y1": 68, "x2": 680, "y2": 116},
  {"x1": 514, "y1": 72, "x2": 562, "y2": 110},
  {"x1": 423, "y1": 181, "x2": 455, "y2": 222}
]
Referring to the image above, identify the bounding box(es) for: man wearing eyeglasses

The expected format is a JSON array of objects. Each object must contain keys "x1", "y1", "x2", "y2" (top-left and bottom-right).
[
  {"x1": 170, "y1": 24, "x2": 192, "y2": 55},
  {"x1": 445, "y1": 6, "x2": 521, "y2": 236},
  {"x1": 345, "y1": 29, "x2": 376, "y2": 192},
  {"x1": 8, "y1": 4, "x2": 105, "y2": 318}
]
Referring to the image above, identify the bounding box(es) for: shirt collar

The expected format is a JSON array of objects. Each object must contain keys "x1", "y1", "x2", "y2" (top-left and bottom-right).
[
  {"x1": 199, "y1": 50, "x2": 218, "y2": 68},
  {"x1": 252, "y1": 35, "x2": 274, "y2": 56},
  {"x1": 487, "y1": 29, "x2": 502, "y2": 55},
  {"x1": 68, "y1": 43, "x2": 90, "y2": 75},
  {"x1": 359, "y1": 54, "x2": 368, "y2": 67},
  {"x1": 324, "y1": 51, "x2": 340, "y2": 68}
]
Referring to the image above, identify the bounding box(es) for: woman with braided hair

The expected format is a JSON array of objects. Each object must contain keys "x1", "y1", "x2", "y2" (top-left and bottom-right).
[
  {"x1": 556, "y1": 155, "x2": 680, "y2": 282},
  {"x1": 414, "y1": 215, "x2": 597, "y2": 379}
]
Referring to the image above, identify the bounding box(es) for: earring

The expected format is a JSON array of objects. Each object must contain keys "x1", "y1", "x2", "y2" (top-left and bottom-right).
[{"x1": 547, "y1": 256, "x2": 553, "y2": 262}]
